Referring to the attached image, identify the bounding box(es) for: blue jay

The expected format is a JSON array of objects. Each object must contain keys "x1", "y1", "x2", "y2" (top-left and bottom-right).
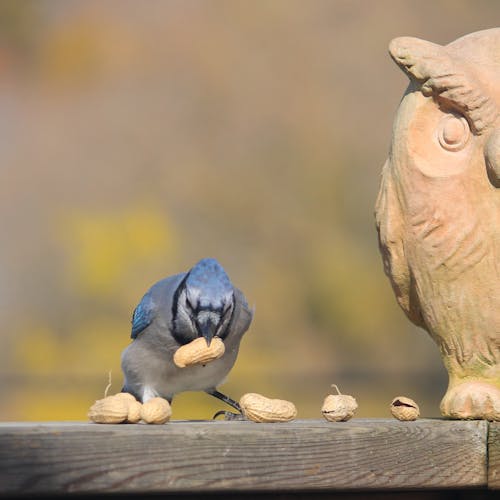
[{"x1": 121, "y1": 258, "x2": 253, "y2": 416}]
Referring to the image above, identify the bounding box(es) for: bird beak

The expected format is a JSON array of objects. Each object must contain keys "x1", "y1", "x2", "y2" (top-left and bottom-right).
[{"x1": 197, "y1": 316, "x2": 218, "y2": 346}]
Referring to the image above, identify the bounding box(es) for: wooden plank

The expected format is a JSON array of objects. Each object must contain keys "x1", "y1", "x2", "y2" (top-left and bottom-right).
[
  {"x1": 0, "y1": 419, "x2": 488, "y2": 495},
  {"x1": 489, "y1": 421, "x2": 500, "y2": 489}
]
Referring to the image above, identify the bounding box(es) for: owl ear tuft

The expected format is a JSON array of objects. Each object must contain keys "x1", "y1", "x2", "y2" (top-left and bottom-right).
[
  {"x1": 389, "y1": 37, "x2": 445, "y2": 83},
  {"x1": 388, "y1": 36, "x2": 498, "y2": 135},
  {"x1": 485, "y1": 128, "x2": 500, "y2": 188}
]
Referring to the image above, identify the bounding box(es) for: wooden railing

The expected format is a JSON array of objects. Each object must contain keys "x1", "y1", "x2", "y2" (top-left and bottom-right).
[{"x1": 0, "y1": 419, "x2": 498, "y2": 496}]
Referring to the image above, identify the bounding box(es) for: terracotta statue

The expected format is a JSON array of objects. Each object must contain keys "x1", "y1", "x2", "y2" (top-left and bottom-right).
[{"x1": 375, "y1": 29, "x2": 500, "y2": 420}]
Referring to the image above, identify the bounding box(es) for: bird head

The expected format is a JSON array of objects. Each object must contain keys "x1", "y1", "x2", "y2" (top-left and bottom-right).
[{"x1": 173, "y1": 258, "x2": 235, "y2": 346}]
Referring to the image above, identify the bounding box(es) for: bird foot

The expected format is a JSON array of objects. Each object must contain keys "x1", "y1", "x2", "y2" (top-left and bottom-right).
[{"x1": 213, "y1": 410, "x2": 246, "y2": 421}]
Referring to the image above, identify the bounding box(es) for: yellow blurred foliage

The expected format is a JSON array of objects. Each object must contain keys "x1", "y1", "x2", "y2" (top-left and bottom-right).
[
  {"x1": 13, "y1": 324, "x2": 61, "y2": 374},
  {"x1": 59, "y1": 205, "x2": 177, "y2": 298},
  {"x1": 13, "y1": 318, "x2": 127, "y2": 376},
  {"x1": 9, "y1": 387, "x2": 97, "y2": 421},
  {"x1": 66, "y1": 318, "x2": 128, "y2": 375},
  {"x1": 309, "y1": 236, "x2": 394, "y2": 337}
]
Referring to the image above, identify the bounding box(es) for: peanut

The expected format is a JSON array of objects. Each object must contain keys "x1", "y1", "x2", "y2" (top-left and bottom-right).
[
  {"x1": 88, "y1": 395, "x2": 129, "y2": 424},
  {"x1": 113, "y1": 392, "x2": 137, "y2": 405},
  {"x1": 140, "y1": 397, "x2": 172, "y2": 424},
  {"x1": 239, "y1": 393, "x2": 297, "y2": 423},
  {"x1": 321, "y1": 384, "x2": 358, "y2": 422},
  {"x1": 113, "y1": 392, "x2": 144, "y2": 423},
  {"x1": 88, "y1": 393, "x2": 144, "y2": 424},
  {"x1": 390, "y1": 396, "x2": 419, "y2": 421},
  {"x1": 173, "y1": 336, "x2": 225, "y2": 368},
  {"x1": 126, "y1": 400, "x2": 143, "y2": 423}
]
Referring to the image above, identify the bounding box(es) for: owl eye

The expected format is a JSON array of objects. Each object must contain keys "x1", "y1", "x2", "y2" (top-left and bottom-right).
[{"x1": 437, "y1": 114, "x2": 470, "y2": 152}]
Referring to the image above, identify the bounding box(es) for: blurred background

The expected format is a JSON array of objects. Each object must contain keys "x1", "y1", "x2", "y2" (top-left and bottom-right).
[{"x1": 0, "y1": 0, "x2": 498, "y2": 421}]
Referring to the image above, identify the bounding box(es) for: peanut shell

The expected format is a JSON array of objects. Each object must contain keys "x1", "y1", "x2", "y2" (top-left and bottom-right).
[
  {"x1": 126, "y1": 400, "x2": 143, "y2": 423},
  {"x1": 322, "y1": 394, "x2": 358, "y2": 422},
  {"x1": 113, "y1": 392, "x2": 138, "y2": 404},
  {"x1": 390, "y1": 396, "x2": 420, "y2": 421},
  {"x1": 239, "y1": 393, "x2": 297, "y2": 423},
  {"x1": 140, "y1": 397, "x2": 172, "y2": 424},
  {"x1": 88, "y1": 395, "x2": 129, "y2": 424},
  {"x1": 173, "y1": 337, "x2": 225, "y2": 368}
]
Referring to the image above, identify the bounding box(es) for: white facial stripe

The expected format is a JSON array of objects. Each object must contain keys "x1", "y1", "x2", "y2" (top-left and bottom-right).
[
  {"x1": 197, "y1": 311, "x2": 220, "y2": 324},
  {"x1": 142, "y1": 385, "x2": 159, "y2": 403}
]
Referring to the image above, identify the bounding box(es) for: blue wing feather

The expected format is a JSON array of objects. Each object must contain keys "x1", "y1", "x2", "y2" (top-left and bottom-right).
[{"x1": 131, "y1": 292, "x2": 156, "y2": 339}]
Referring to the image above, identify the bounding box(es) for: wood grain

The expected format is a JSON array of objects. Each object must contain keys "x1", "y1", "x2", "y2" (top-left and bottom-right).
[
  {"x1": 489, "y1": 421, "x2": 500, "y2": 489},
  {"x1": 0, "y1": 419, "x2": 489, "y2": 495}
]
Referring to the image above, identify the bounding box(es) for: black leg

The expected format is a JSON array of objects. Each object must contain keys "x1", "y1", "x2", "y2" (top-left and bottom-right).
[
  {"x1": 206, "y1": 389, "x2": 241, "y2": 411},
  {"x1": 206, "y1": 389, "x2": 246, "y2": 420}
]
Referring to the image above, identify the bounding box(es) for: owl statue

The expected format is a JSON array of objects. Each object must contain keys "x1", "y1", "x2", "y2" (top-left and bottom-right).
[{"x1": 375, "y1": 29, "x2": 500, "y2": 420}]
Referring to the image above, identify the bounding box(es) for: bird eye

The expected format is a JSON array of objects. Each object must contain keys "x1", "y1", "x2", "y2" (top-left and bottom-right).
[{"x1": 437, "y1": 114, "x2": 470, "y2": 152}]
